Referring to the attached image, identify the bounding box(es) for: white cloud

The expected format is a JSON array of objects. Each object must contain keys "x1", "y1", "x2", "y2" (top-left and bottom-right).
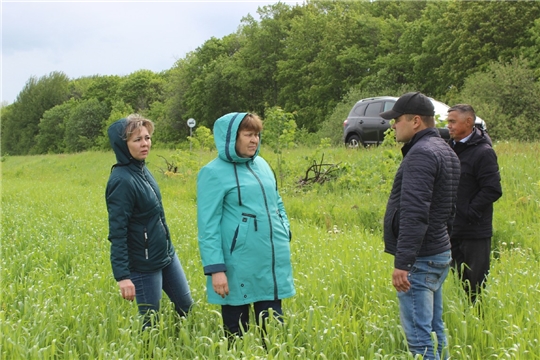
[{"x1": 1, "y1": 1, "x2": 302, "y2": 104}]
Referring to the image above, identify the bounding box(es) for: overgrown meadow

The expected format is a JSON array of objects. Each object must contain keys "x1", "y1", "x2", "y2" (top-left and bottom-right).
[{"x1": 1, "y1": 142, "x2": 539, "y2": 359}]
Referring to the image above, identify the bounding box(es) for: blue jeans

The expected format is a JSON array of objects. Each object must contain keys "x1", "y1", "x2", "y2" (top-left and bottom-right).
[
  {"x1": 397, "y1": 250, "x2": 451, "y2": 360},
  {"x1": 131, "y1": 254, "x2": 193, "y2": 328},
  {"x1": 221, "y1": 300, "x2": 283, "y2": 336}
]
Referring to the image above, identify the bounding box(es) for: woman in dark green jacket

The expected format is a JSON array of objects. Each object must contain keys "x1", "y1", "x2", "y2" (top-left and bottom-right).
[{"x1": 106, "y1": 114, "x2": 193, "y2": 328}]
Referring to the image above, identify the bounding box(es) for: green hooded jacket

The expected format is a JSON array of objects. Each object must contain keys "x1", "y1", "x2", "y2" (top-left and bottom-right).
[
  {"x1": 197, "y1": 112, "x2": 295, "y2": 305},
  {"x1": 105, "y1": 118, "x2": 174, "y2": 281}
]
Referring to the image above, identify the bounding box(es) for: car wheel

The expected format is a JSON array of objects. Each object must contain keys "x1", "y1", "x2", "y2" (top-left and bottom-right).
[{"x1": 347, "y1": 134, "x2": 363, "y2": 148}]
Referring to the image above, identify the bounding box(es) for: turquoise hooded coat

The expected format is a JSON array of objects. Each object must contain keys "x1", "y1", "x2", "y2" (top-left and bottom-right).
[{"x1": 197, "y1": 112, "x2": 295, "y2": 305}]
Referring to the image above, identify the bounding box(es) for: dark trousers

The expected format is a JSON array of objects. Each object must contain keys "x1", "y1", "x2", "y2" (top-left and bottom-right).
[
  {"x1": 221, "y1": 300, "x2": 283, "y2": 336},
  {"x1": 451, "y1": 237, "x2": 491, "y2": 302}
]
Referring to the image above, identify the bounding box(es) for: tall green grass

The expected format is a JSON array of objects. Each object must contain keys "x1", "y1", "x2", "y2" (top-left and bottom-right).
[{"x1": 1, "y1": 142, "x2": 538, "y2": 359}]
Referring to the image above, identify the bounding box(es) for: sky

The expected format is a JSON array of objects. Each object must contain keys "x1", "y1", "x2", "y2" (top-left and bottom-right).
[{"x1": 1, "y1": 0, "x2": 302, "y2": 105}]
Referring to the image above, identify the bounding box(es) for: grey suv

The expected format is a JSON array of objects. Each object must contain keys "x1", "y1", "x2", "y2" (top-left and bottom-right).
[{"x1": 343, "y1": 96, "x2": 486, "y2": 147}]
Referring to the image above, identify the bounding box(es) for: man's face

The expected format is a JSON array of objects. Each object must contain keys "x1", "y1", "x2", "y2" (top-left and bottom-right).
[
  {"x1": 447, "y1": 110, "x2": 473, "y2": 141},
  {"x1": 392, "y1": 114, "x2": 415, "y2": 143}
]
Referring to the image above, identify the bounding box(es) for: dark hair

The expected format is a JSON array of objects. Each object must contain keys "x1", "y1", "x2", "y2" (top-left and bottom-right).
[
  {"x1": 238, "y1": 113, "x2": 263, "y2": 133},
  {"x1": 404, "y1": 114, "x2": 435, "y2": 128},
  {"x1": 123, "y1": 114, "x2": 155, "y2": 141},
  {"x1": 448, "y1": 104, "x2": 476, "y2": 121}
]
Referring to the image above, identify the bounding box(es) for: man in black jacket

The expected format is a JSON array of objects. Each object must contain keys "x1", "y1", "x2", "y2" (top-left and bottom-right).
[
  {"x1": 381, "y1": 92, "x2": 460, "y2": 360},
  {"x1": 447, "y1": 104, "x2": 502, "y2": 303}
]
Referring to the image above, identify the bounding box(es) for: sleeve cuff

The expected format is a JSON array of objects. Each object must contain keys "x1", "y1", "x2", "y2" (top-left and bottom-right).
[{"x1": 203, "y1": 263, "x2": 227, "y2": 276}]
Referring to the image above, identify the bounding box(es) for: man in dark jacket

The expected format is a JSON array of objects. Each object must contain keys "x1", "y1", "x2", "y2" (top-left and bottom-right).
[
  {"x1": 447, "y1": 104, "x2": 502, "y2": 303},
  {"x1": 381, "y1": 92, "x2": 460, "y2": 360}
]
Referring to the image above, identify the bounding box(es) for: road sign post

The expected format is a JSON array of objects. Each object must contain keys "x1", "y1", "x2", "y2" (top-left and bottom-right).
[{"x1": 187, "y1": 118, "x2": 196, "y2": 152}]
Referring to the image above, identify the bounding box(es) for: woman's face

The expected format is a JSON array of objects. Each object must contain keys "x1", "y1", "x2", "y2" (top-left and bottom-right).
[
  {"x1": 235, "y1": 129, "x2": 259, "y2": 158},
  {"x1": 127, "y1": 126, "x2": 151, "y2": 161}
]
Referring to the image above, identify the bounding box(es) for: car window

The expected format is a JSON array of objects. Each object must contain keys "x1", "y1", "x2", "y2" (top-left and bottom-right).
[
  {"x1": 365, "y1": 102, "x2": 383, "y2": 117},
  {"x1": 383, "y1": 101, "x2": 395, "y2": 112},
  {"x1": 352, "y1": 103, "x2": 367, "y2": 116}
]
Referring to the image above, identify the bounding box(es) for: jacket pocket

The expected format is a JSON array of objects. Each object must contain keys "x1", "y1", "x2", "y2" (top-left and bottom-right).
[
  {"x1": 230, "y1": 225, "x2": 239, "y2": 254},
  {"x1": 230, "y1": 217, "x2": 251, "y2": 254},
  {"x1": 276, "y1": 210, "x2": 291, "y2": 241},
  {"x1": 242, "y1": 213, "x2": 258, "y2": 231}
]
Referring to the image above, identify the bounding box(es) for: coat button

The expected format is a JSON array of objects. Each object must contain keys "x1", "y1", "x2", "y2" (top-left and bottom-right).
[
  {"x1": 241, "y1": 284, "x2": 244, "y2": 287},
  {"x1": 244, "y1": 295, "x2": 247, "y2": 298}
]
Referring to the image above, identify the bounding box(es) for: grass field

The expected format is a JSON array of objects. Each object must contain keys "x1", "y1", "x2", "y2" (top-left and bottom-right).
[{"x1": 1, "y1": 142, "x2": 539, "y2": 359}]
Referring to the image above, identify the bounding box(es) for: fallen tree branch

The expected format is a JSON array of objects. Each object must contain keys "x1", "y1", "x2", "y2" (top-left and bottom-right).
[{"x1": 298, "y1": 154, "x2": 342, "y2": 186}]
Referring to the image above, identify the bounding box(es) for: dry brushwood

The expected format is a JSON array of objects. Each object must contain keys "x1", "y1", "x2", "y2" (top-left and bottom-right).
[
  {"x1": 298, "y1": 154, "x2": 341, "y2": 186},
  {"x1": 157, "y1": 155, "x2": 178, "y2": 174}
]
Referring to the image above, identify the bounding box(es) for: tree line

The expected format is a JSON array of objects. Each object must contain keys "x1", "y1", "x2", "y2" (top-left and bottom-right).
[{"x1": 2, "y1": 0, "x2": 540, "y2": 156}]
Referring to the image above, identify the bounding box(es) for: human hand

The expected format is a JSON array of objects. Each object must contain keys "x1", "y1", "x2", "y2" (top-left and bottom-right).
[
  {"x1": 392, "y1": 269, "x2": 410, "y2": 293},
  {"x1": 118, "y1": 279, "x2": 135, "y2": 301},
  {"x1": 212, "y1": 272, "x2": 229, "y2": 298}
]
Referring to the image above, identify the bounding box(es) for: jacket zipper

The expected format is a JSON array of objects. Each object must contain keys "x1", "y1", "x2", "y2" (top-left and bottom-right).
[
  {"x1": 246, "y1": 162, "x2": 278, "y2": 300},
  {"x1": 144, "y1": 228, "x2": 149, "y2": 259},
  {"x1": 242, "y1": 213, "x2": 258, "y2": 231},
  {"x1": 276, "y1": 210, "x2": 289, "y2": 237},
  {"x1": 140, "y1": 164, "x2": 171, "y2": 257}
]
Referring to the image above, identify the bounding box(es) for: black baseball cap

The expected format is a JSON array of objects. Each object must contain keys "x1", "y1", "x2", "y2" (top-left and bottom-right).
[{"x1": 379, "y1": 92, "x2": 435, "y2": 120}]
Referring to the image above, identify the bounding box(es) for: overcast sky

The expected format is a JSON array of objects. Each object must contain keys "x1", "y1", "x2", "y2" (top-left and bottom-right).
[{"x1": 1, "y1": 0, "x2": 302, "y2": 105}]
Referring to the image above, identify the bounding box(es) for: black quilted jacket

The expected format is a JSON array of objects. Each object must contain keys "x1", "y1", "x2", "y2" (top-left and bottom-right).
[
  {"x1": 384, "y1": 128, "x2": 461, "y2": 271},
  {"x1": 449, "y1": 128, "x2": 502, "y2": 239}
]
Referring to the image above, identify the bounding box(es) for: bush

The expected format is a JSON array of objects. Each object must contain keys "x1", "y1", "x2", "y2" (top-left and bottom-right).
[
  {"x1": 454, "y1": 57, "x2": 540, "y2": 141},
  {"x1": 187, "y1": 125, "x2": 215, "y2": 151},
  {"x1": 64, "y1": 98, "x2": 109, "y2": 152}
]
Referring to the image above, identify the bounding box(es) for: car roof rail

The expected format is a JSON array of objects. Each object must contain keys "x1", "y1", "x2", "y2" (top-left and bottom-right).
[{"x1": 358, "y1": 96, "x2": 397, "y2": 102}]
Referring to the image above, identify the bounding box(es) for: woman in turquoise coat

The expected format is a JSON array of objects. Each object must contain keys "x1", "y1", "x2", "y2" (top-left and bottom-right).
[{"x1": 197, "y1": 112, "x2": 295, "y2": 337}]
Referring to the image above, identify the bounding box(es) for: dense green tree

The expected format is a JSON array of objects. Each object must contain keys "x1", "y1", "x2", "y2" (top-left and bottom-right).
[
  {"x1": 423, "y1": 1, "x2": 540, "y2": 96},
  {"x1": 83, "y1": 75, "x2": 122, "y2": 110},
  {"x1": 522, "y1": 18, "x2": 540, "y2": 77},
  {"x1": 369, "y1": 0, "x2": 428, "y2": 22},
  {"x1": 68, "y1": 76, "x2": 96, "y2": 100},
  {"x1": 116, "y1": 70, "x2": 165, "y2": 112},
  {"x1": 1, "y1": 71, "x2": 70, "y2": 155},
  {"x1": 232, "y1": 3, "x2": 299, "y2": 113},
  {"x1": 0, "y1": 104, "x2": 14, "y2": 154},
  {"x1": 96, "y1": 100, "x2": 134, "y2": 150},
  {"x1": 277, "y1": 1, "x2": 394, "y2": 131},
  {"x1": 166, "y1": 3, "x2": 299, "y2": 132},
  {"x1": 64, "y1": 98, "x2": 109, "y2": 152},
  {"x1": 34, "y1": 99, "x2": 79, "y2": 154},
  {"x1": 145, "y1": 100, "x2": 185, "y2": 147},
  {"x1": 456, "y1": 58, "x2": 540, "y2": 141},
  {"x1": 175, "y1": 35, "x2": 247, "y2": 128},
  {"x1": 5, "y1": 1, "x2": 540, "y2": 153},
  {"x1": 276, "y1": 3, "x2": 326, "y2": 131},
  {"x1": 163, "y1": 58, "x2": 193, "y2": 134}
]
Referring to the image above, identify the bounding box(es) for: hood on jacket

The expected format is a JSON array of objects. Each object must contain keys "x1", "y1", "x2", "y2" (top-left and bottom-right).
[
  {"x1": 108, "y1": 118, "x2": 132, "y2": 165},
  {"x1": 213, "y1": 112, "x2": 260, "y2": 163},
  {"x1": 449, "y1": 127, "x2": 493, "y2": 149},
  {"x1": 468, "y1": 127, "x2": 493, "y2": 147}
]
